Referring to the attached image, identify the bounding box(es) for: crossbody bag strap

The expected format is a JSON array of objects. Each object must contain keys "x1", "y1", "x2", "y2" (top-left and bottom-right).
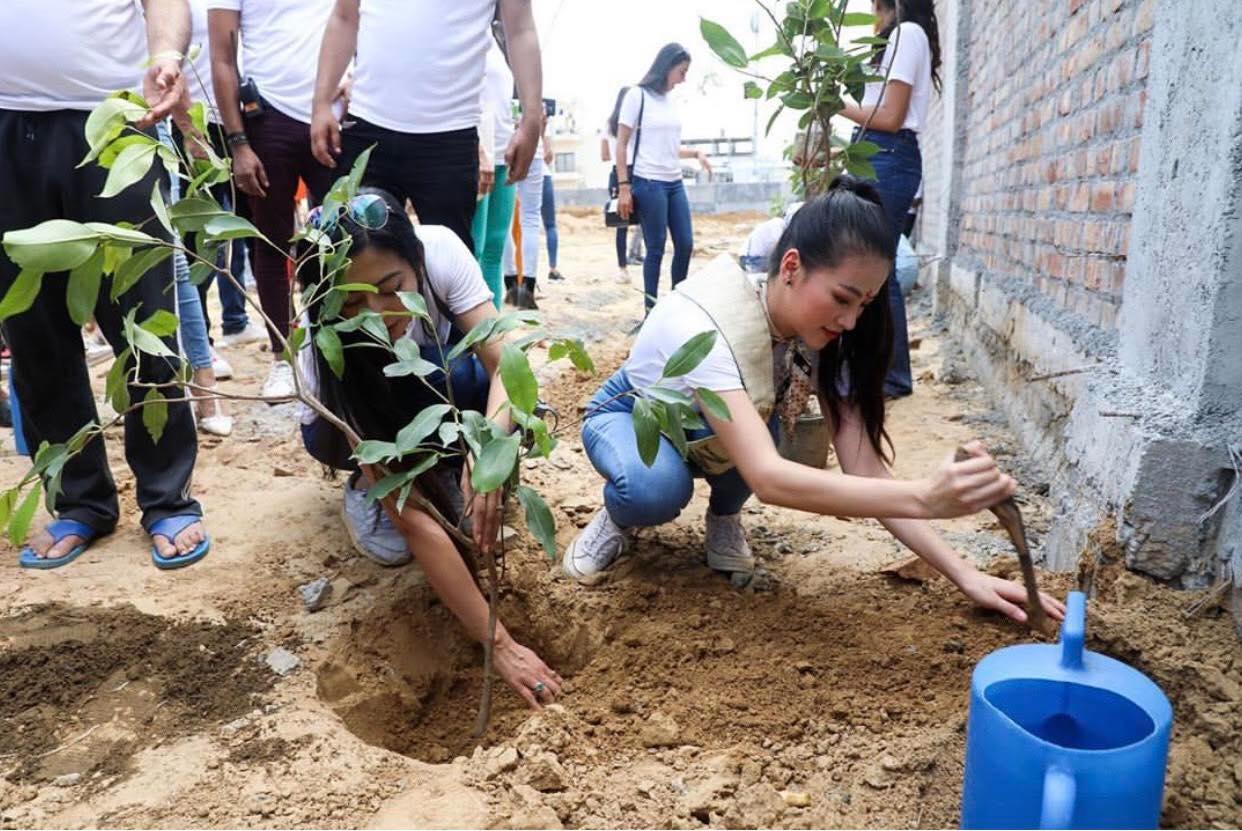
[{"x1": 631, "y1": 89, "x2": 644, "y2": 171}]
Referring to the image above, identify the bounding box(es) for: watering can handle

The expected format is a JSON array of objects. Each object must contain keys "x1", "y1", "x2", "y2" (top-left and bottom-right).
[
  {"x1": 1039, "y1": 766, "x2": 1077, "y2": 829},
  {"x1": 1059, "y1": 591, "x2": 1086, "y2": 670}
]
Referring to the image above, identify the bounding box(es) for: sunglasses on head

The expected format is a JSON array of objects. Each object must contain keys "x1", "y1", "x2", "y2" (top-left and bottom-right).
[{"x1": 306, "y1": 193, "x2": 390, "y2": 234}]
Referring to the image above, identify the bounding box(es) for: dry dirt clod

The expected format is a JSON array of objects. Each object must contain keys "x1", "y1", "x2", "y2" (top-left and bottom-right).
[
  {"x1": 263, "y1": 647, "x2": 301, "y2": 676},
  {"x1": 522, "y1": 752, "x2": 567, "y2": 792},
  {"x1": 298, "y1": 577, "x2": 333, "y2": 613},
  {"x1": 640, "y1": 710, "x2": 682, "y2": 748},
  {"x1": 51, "y1": 773, "x2": 81, "y2": 788},
  {"x1": 782, "y1": 789, "x2": 812, "y2": 808}
]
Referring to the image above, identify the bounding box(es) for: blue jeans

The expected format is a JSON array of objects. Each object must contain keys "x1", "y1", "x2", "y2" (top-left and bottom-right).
[
  {"x1": 302, "y1": 342, "x2": 491, "y2": 470},
  {"x1": 857, "y1": 128, "x2": 921, "y2": 397},
  {"x1": 158, "y1": 122, "x2": 213, "y2": 372},
  {"x1": 632, "y1": 175, "x2": 693, "y2": 312},
  {"x1": 541, "y1": 174, "x2": 559, "y2": 270},
  {"x1": 503, "y1": 157, "x2": 544, "y2": 278},
  {"x1": 582, "y1": 370, "x2": 772, "y2": 528}
]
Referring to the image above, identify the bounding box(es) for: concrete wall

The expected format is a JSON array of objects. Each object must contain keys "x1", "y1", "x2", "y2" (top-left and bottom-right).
[
  {"x1": 921, "y1": 0, "x2": 1241, "y2": 598},
  {"x1": 556, "y1": 181, "x2": 793, "y2": 216}
]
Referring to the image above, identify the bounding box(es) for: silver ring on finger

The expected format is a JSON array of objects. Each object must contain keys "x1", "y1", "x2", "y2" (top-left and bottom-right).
[{"x1": 532, "y1": 681, "x2": 546, "y2": 695}]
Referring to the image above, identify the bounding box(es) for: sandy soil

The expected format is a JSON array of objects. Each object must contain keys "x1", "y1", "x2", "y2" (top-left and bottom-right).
[{"x1": 1, "y1": 208, "x2": 1239, "y2": 829}]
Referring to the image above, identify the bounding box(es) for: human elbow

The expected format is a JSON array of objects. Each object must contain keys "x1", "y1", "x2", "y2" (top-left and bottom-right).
[{"x1": 742, "y1": 460, "x2": 785, "y2": 506}]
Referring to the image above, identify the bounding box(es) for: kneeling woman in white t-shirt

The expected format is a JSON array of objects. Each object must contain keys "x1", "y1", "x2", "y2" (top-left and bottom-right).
[
  {"x1": 564, "y1": 177, "x2": 1065, "y2": 626},
  {"x1": 300, "y1": 189, "x2": 562, "y2": 708}
]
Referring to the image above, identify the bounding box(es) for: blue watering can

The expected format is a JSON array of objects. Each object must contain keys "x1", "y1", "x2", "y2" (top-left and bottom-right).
[{"x1": 961, "y1": 591, "x2": 1172, "y2": 829}]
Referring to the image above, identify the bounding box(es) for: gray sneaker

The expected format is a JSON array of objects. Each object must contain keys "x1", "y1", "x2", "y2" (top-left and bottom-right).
[
  {"x1": 342, "y1": 477, "x2": 410, "y2": 566},
  {"x1": 563, "y1": 510, "x2": 629, "y2": 582},
  {"x1": 704, "y1": 509, "x2": 755, "y2": 574}
]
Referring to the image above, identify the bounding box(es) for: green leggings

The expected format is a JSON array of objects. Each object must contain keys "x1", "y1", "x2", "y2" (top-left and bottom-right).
[{"x1": 470, "y1": 164, "x2": 516, "y2": 308}]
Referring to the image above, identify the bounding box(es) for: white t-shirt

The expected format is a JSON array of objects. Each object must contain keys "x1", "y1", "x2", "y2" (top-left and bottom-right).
[
  {"x1": 479, "y1": 38, "x2": 515, "y2": 160},
  {"x1": 206, "y1": 0, "x2": 332, "y2": 125},
  {"x1": 0, "y1": 0, "x2": 145, "y2": 111},
  {"x1": 625, "y1": 294, "x2": 746, "y2": 400},
  {"x1": 861, "y1": 21, "x2": 933, "y2": 134},
  {"x1": 618, "y1": 86, "x2": 682, "y2": 182},
  {"x1": 298, "y1": 225, "x2": 494, "y2": 425},
  {"x1": 187, "y1": 0, "x2": 220, "y2": 121},
  {"x1": 350, "y1": 0, "x2": 493, "y2": 134}
]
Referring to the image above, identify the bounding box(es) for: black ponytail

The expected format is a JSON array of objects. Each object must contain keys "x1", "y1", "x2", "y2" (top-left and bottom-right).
[
  {"x1": 769, "y1": 175, "x2": 896, "y2": 463},
  {"x1": 607, "y1": 86, "x2": 629, "y2": 138},
  {"x1": 874, "y1": 0, "x2": 943, "y2": 93}
]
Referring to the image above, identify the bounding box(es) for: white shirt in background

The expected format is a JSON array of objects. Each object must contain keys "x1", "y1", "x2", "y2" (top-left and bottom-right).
[
  {"x1": 206, "y1": 0, "x2": 332, "y2": 125},
  {"x1": 618, "y1": 86, "x2": 683, "y2": 182},
  {"x1": 861, "y1": 21, "x2": 933, "y2": 134},
  {"x1": 187, "y1": 0, "x2": 221, "y2": 121},
  {"x1": 0, "y1": 0, "x2": 145, "y2": 111},
  {"x1": 298, "y1": 225, "x2": 494, "y2": 426},
  {"x1": 351, "y1": 0, "x2": 493, "y2": 134},
  {"x1": 600, "y1": 122, "x2": 636, "y2": 170},
  {"x1": 478, "y1": 38, "x2": 515, "y2": 163}
]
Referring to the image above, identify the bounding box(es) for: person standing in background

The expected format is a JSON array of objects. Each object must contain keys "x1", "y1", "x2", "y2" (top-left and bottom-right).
[
  {"x1": 208, "y1": 0, "x2": 340, "y2": 400},
  {"x1": 311, "y1": 0, "x2": 543, "y2": 252},
  {"x1": 541, "y1": 137, "x2": 564, "y2": 283},
  {"x1": 471, "y1": 18, "x2": 518, "y2": 308},
  {"x1": 501, "y1": 109, "x2": 548, "y2": 307},
  {"x1": 838, "y1": 0, "x2": 941, "y2": 400},
  {"x1": 614, "y1": 43, "x2": 712, "y2": 313},
  {"x1": 601, "y1": 86, "x2": 640, "y2": 285},
  {"x1": 0, "y1": 0, "x2": 209, "y2": 569}
]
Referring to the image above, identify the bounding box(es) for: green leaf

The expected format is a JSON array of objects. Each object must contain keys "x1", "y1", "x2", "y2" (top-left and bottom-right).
[
  {"x1": 844, "y1": 158, "x2": 877, "y2": 180},
  {"x1": 438, "y1": 421, "x2": 461, "y2": 447},
  {"x1": 345, "y1": 144, "x2": 374, "y2": 196},
  {"x1": 631, "y1": 398, "x2": 662, "y2": 467},
  {"x1": 315, "y1": 326, "x2": 345, "y2": 378},
  {"x1": 2, "y1": 219, "x2": 101, "y2": 272},
  {"x1": 283, "y1": 325, "x2": 308, "y2": 364},
  {"x1": 499, "y1": 343, "x2": 538, "y2": 415},
  {"x1": 851, "y1": 35, "x2": 889, "y2": 46},
  {"x1": 446, "y1": 310, "x2": 540, "y2": 361},
  {"x1": 743, "y1": 81, "x2": 764, "y2": 100},
  {"x1": 815, "y1": 43, "x2": 846, "y2": 60},
  {"x1": 807, "y1": 0, "x2": 830, "y2": 17},
  {"x1": 0, "y1": 488, "x2": 17, "y2": 536},
  {"x1": 169, "y1": 196, "x2": 228, "y2": 232},
  {"x1": 471, "y1": 433, "x2": 520, "y2": 494},
  {"x1": 332, "y1": 282, "x2": 379, "y2": 293},
  {"x1": 8, "y1": 483, "x2": 42, "y2": 547},
  {"x1": 202, "y1": 214, "x2": 262, "y2": 240},
  {"x1": 150, "y1": 181, "x2": 174, "y2": 237},
  {"x1": 0, "y1": 269, "x2": 43, "y2": 322},
  {"x1": 383, "y1": 353, "x2": 441, "y2": 379},
  {"x1": 188, "y1": 260, "x2": 215, "y2": 286},
  {"x1": 100, "y1": 142, "x2": 158, "y2": 199},
  {"x1": 365, "y1": 454, "x2": 439, "y2": 505},
  {"x1": 661, "y1": 330, "x2": 717, "y2": 379},
  {"x1": 106, "y1": 348, "x2": 132, "y2": 412},
  {"x1": 81, "y1": 95, "x2": 148, "y2": 165},
  {"x1": 750, "y1": 41, "x2": 792, "y2": 61},
  {"x1": 141, "y1": 309, "x2": 180, "y2": 338},
  {"x1": 700, "y1": 17, "x2": 749, "y2": 68},
  {"x1": 645, "y1": 385, "x2": 695, "y2": 408},
  {"x1": 352, "y1": 440, "x2": 397, "y2": 465},
  {"x1": 65, "y1": 249, "x2": 105, "y2": 327},
  {"x1": 396, "y1": 290, "x2": 431, "y2": 320},
  {"x1": 83, "y1": 222, "x2": 160, "y2": 248},
  {"x1": 395, "y1": 403, "x2": 454, "y2": 455},
  {"x1": 515, "y1": 485, "x2": 557, "y2": 561},
  {"x1": 459, "y1": 410, "x2": 494, "y2": 457},
  {"x1": 841, "y1": 11, "x2": 876, "y2": 27},
  {"x1": 547, "y1": 337, "x2": 595, "y2": 374},
  {"x1": 781, "y1": 90, "x2": 814, "y2": 110},
  {"x1": 110, "y1": 246, "x2": 172, "y2": 300},
  {"x1": 695, "y1": 388, "x2": 733, "y2": 422},
  {"x1": 126, "y1": 314, "x2": 176, "y2": 358},
  {"x1": 188, "y1": 101, "x2": 208, "y2": 136},
  {"x1": 141, "y1": 388, "x2": 168, "y2": 444}
]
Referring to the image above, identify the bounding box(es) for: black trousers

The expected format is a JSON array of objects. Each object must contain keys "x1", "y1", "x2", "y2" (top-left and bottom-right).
[
  {"x1": 0, "y1": 109, "x2": 201, "y2": 534},
  {"x1": 338, "y1": 118, "x2": 479, "y2": 252}
]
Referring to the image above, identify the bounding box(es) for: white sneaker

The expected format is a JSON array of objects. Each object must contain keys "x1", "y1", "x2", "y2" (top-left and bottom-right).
[
  {"x1": 210, "y1": 348, "x2": 234, "y2": 380},
  {"x1": 342, "y1": 477, "x2": 410, "y2": 566},
  {"x1": 220, "y1": 323, "x2": 267, "y2": 347},
  {"x1": 199, "y1": 413, "x2": 233, "y2": 437},
  {"x1": 563, "y1": 509, "x2": 629, "y2": 582},
  {"x1": 615, "y1": 267, "x2": 630, "y2": 284},
  {"x1": 260, "y1": 360, "x2": 295, "y2": 401},
  {"x1": 704, "y1": 509, "x2": 755, "y2": 574}
]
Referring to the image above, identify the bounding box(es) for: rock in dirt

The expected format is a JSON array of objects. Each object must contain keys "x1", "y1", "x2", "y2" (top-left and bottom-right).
[
  {"x1": 297, "y1": 577, "x2": 333, "y2": 612},
  {"x1": 730, "y1": 567, "x2": 776, "y2": 592},
  {"x1": 640, "y1": 710, "x2": 682, "y2": 748},
  {"x1": 724, "y1": 782, "x2": 787, "y2": 826},
  {"x1": 522, "y1": 752, "x2": 567, "y2": 792},
  {"x1": 485, "y1": 745, "x2": 520, "y2": 779},
  {"x1": 880, "y1": 555, "x2": 941, "y2": 583},
  {"x1": 51, "y1": 773, "x2": 81, "y2": 788},
  {"x1": 782, "y1": 789, "x2": 811, "y2": 808},
  {"x1": 558, "y1": 495, "x2": 595, "y2": 515},
  {"x1": 264, "y1": 647, "x2": 301, "y2": 677}
]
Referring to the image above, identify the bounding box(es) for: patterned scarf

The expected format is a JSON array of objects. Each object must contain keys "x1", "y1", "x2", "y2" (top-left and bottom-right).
[{"x1": 776, "y1": 342, "x2": 816, "y2": 435}]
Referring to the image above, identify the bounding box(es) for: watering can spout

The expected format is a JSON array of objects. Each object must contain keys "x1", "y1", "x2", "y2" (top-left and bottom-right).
[{"x1": 1059, "y1": 591, "x2": 1086, "y2": 670}]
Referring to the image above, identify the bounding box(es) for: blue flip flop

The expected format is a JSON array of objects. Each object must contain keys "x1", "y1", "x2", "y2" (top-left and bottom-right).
[
  {"x1": 19, "y1": 519, "x2": 98, "y2": 570},
  {"x1": 149, "y1": 514, "x2": 210, "y2": 570}
]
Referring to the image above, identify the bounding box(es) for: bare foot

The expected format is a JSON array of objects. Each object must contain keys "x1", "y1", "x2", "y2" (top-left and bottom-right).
[
  {"x1": 152, "y1": 520, "x2": 208, "y2": 561},
  {"x1": 26, "y1": 526, "x2": 87, "y2": 560}
]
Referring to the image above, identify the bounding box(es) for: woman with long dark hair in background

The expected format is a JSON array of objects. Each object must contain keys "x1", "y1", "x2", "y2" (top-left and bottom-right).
[
  {"x1": 614, "y1": 43, "x2": 712, "y2": 313},
  {"x1": 839, "y1": 0, "x2": 941, "y2": 399},
  {"x1": 563, "y1": 176, "x2": 1063, "y2": 628}
]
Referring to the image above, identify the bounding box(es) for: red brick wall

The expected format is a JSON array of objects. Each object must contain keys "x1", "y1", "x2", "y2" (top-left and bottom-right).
[{"x1": 950, "y1": 0, "x2": 1155, "y2": 329}]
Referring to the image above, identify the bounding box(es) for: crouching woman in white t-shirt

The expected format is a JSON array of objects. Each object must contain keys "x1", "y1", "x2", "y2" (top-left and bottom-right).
[
  {"x1": 299, "y1": 188, "x2": 562, "y2": 709},
  {"x1": 563, "y1": 177, "x2": 1065, "y2": 626}
]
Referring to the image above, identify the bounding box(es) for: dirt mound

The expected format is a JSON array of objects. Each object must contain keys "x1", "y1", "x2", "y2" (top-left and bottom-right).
[{"x1": 0, "y1": 604, "x2": 272, "y2": 786}]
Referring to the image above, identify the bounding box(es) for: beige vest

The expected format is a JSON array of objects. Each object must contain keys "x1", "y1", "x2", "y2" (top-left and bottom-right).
[{"x1": 676, "y1": 256, "x2": 775, "y2": 475}]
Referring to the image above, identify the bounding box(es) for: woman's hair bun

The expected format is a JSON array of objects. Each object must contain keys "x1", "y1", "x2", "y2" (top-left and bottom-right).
[{"x1": 826, "y1": 173, "x2": 884, "y2": 208}]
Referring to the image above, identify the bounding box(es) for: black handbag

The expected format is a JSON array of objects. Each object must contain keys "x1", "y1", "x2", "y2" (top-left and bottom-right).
[{"x1": 604, "y1": 90, "x2": 644, "y2": 228}]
